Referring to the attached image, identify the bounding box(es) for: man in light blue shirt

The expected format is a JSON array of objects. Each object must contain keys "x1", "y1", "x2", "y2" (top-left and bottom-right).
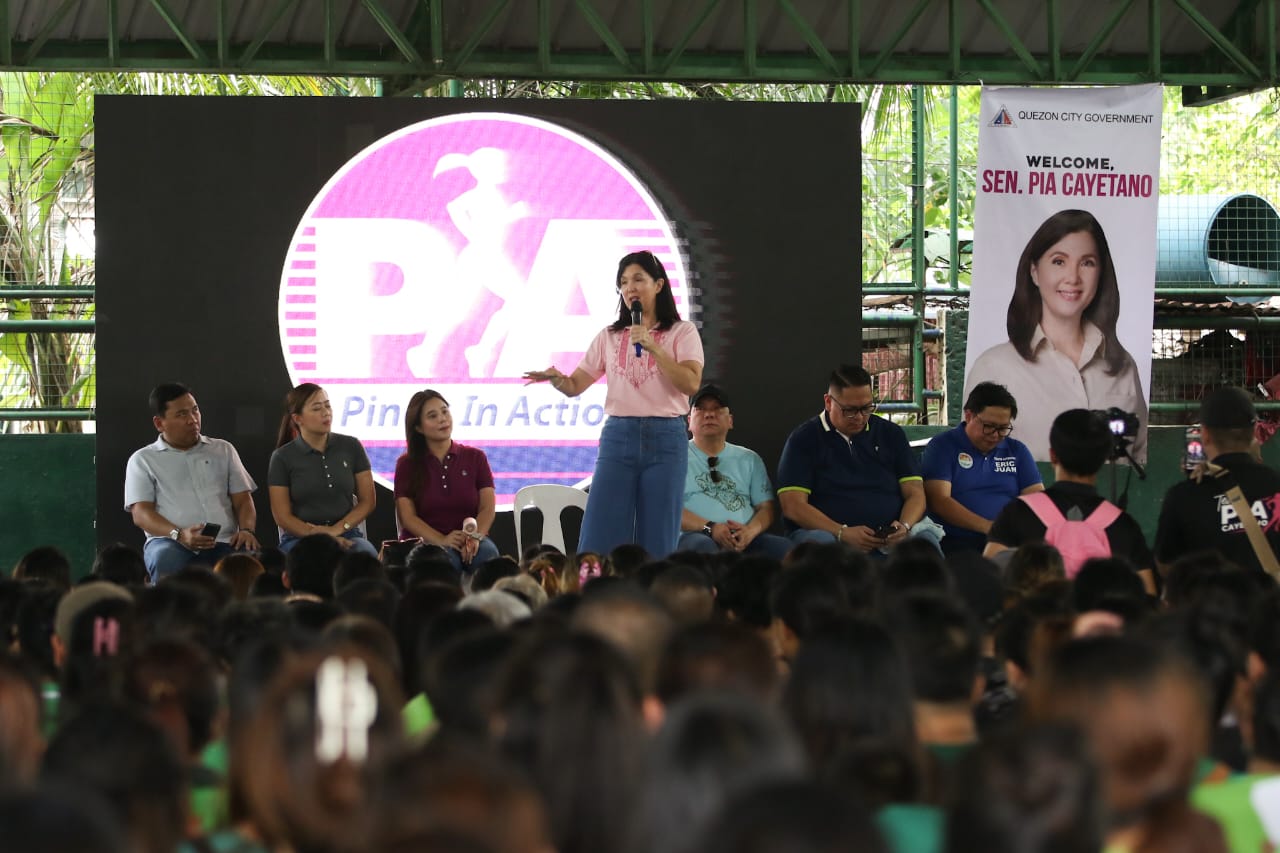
[
  {"x1": 676, "y1": 385, "x2": 791, "y2": 560},
  {"x1": 124, "y1": 383, "x2": 259, "y2": 581}
]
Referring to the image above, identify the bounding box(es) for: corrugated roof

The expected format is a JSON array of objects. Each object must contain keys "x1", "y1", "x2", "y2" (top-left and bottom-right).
[{"x1": 1, "y1": 0, "x2": 1272, "y2": 99}]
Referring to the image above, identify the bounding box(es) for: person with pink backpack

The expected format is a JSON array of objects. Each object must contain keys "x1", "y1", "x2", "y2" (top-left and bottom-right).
[{"x1": 983, "y1": 408, "x2": 1155, "y2": 594}]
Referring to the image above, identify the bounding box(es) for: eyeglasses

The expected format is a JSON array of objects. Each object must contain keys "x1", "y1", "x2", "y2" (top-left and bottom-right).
[
  {"x1": 829, "y1": 397, "x2": 877, "y2": 418},
  {"x1": 708, "y1": 456, "x2": 722, "y2": 483},
  {"x1": 977, "y1": 418, "x2": 1014, "y2": 437}
]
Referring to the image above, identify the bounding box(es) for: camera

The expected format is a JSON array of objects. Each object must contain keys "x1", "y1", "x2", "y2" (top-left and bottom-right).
[
  {"x1": 1091, "y1": 407, "x2": 1140, "y2": 462},
  {"x1": 1095, "y1": 407, "x2": 1139, "y2": 439}
]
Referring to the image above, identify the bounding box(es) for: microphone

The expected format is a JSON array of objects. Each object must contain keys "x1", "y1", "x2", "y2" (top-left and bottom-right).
[{"x1": 630, "y1": 299, "x2": 643, "y2": 357}]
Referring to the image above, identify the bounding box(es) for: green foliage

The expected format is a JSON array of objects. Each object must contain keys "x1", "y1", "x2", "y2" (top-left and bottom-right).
[
  {"x1": 0, "y1": 72, "x2": 376, "y2": 432},
  {"x1": 0, "y1": 72, "x2": 95, "y2": 433}
]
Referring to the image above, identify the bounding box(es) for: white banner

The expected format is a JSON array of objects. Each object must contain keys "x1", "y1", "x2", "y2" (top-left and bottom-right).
[{"x1": 962, "y1": 85, "x2": 1162, "y2": 462}]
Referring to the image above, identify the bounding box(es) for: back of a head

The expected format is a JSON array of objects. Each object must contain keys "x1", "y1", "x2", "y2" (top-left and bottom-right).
[
  {"x1": 372, "y1": 738, "x2": 551, "y2": 853},
  {"x1": 337, "y1": 578, "x2": 401, "y2": 631},
  {"x1": 232, "y1": 651, "x2": 406, "y2": 853},
  {"x1": 470, "y1": 557, "x2": 519, "y2": 592},
  {"x1": 285, "y1": 533, "x2": 345, "y2": 599},
  {"x1": 650, "y1": 564, "x2": 715, "y2": 626},
  {"x1": 885, "y1": 591, "x2": 980, "y2": 705},
  {"x1": 133, "y1": 582, "x2": 217, "y2": 649},
  {"x1": 62, "y1": 598, "x2": 137, "y2": 712},
  {"x1": 572, "y1": 586, "x2": 674, "y2": 695},
  {"x1": 945, "y1": 724, "x2": 1103, "y2": 853},
  {"x1": 394, "y1": 582, "x2": 465, "y2": 695},
  {"x1": 0, "y1": 652, "x2": 43, "y2": 786},
  {"x1": 287, "y1": 598, "x2": 344, "y2": 635},
  {"x1": 1072, "y1": 557, "x2": 1148, "y2": 623},
  {"x1": 458, "y1": 589, "x2": 532, "y2": 628},
  {"x1": 212, "y1": 553, "x2": 265, "y2": 601},
  {"x1": 406, "y1": 543, "x2": 458, "y2": 588},
  {"x1": 127, "y1": 636, "x2": 220, "y2": 758},
  {"x1": 42, "y1": 703, "x2": 186, "y2": 853},
  {"x1": 214, "y1": 598, "x2": 296, "y2": 670},
  {"x1": 1049, "y1": 409, "x2": 1111, "y2": 477},
  {"x1": 334, "y1": 550, "x2": 387, "y2": 595},
  {"x1": 638, "y1": 692, "x2": 807, "y2": 853},
  {"x1": 769, "y1": 566, "x2": 849, "y2": 641},
  {"x1": 786, "y1": 542, "x2": 876, "y2": 612},
  {"x1": 162, "y1": 565, "x2": 233, "y2": 613},
  {"x1": 698, "y1": 779, "x2": 888, "y2": 853},
  {"x1": 996, "y1": 584, "x2": 1075, "y2": 682},
  {"x1": 92, "y1": 544, "x2": 149, "y2": 589},
  {"x1": 251, "y1": 572, "x2": 289, "y2": 599},
  {"x1": 0, "y1": 784, "x2": 129, "y2": 853},
  {"x1": 1005, "y1": 542, "x2": 1066, "y2": 599},
  {"x1": 16, "y1": 583, "x2": 62, "y2": 679},
  {"x1": 492, "y1": 574, "x2": 548, "y2": 612},
  {"x1": 494, "y1": 630, "x2": 645, "y2": 853},
  {"x1": 715, "y1": 556, "x2": 780, "y2": 628},
  {"x1": 1029, "y1": 635, "x2": 1213, "y2": 844},
  {"x1": 604, "y1": 543, "x2": 650, "y2": 579},
  {"x1": 1164, "y1": 551, "x2": 1252, "y2": 610},
  {"x1": 423, "y1": 628, "x2": 516, "y2": 739},
  {"x1": 1140, "y1": 603, "x2": 1246, "y2": 729},
  {"x1": 324, "y1": 615, "x2": 404, "y2": 688},
  {"x1": 656, "y1": 621, "x2": 778, "y2": 706},
  {"x1": 881, "y1": 541, "x2": 953, "y2": 598},
  {"x1": 782, "y1": 616, "x2": 916, "y2": 769},
  {"x1": 14, "y1": 546, "x2": 72, "y2": 593}
]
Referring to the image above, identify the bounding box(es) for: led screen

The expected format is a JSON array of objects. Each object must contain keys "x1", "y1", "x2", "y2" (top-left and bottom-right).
[{"x1": 95, "y1": 97, "x2": 861, "y2": 552}]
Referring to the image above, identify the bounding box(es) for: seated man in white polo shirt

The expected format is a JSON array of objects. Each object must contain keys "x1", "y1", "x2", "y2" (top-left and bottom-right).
[{"x1": 124, "y1": 383, "x2": 259, "y2": 581}]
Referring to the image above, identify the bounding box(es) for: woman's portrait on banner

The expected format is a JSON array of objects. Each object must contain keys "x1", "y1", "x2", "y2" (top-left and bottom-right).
[{"x1": 965, "y1": 208, "x2": 1148, "y2": 461}]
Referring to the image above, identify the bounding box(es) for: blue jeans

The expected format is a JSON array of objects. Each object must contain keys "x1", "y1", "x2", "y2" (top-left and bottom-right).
[
  {"x1": 580, "y1": 416, "x2": 687, "y2": 558},
  {"x1": 144, "y1": 538, "x2": 236, "y2": 582},
  {"x1": 445, "y1": 536, "x2": 501, "y2": 575},
  {"x1": 788, "y1": 519, "x2": 945, "y2": 556},
  {"x1": 279, "y1": 529, "x2": 379, "y2": 558},
  {"x1": 675, "y1": 530, "x2": 793, "y2": 561}
]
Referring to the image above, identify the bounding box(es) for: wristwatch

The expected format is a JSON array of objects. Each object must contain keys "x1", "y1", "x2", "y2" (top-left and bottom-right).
[
  {"x1": 702, "y1": 522, "x2": 715, "y2": 537},
  {"x1": 342, "y1": 522, "x2": 352, "y2": 531},
  {"x1": 168, "y1": 528, "x2": 180, "y2": 540}
]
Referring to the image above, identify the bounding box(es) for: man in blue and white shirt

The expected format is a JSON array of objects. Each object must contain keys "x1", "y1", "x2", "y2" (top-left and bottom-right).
[{"x1": 922, "y1": 381, "x2": 1043, "y2": 555}]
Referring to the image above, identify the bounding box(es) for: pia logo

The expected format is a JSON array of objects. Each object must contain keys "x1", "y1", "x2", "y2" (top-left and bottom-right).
[{"x1": 278, "y1": 112, "x2": 691, "y2": 505}]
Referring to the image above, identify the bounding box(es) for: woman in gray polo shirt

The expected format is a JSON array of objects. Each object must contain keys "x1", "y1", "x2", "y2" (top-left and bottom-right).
[{"x1": 269, "y1": 383, "x2": 378, "y2": 557}]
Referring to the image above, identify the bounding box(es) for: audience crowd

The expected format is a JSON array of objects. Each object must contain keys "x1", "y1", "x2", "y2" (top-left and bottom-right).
[
  {"x1": 3, "y1": 502, "x2": 1280, "y2": 853},
  {"x1": 8, "y1": 377, "x2": 1280, "y2": 852}
]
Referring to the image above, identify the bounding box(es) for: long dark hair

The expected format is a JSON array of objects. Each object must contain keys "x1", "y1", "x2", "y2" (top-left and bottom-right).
[
  {"x1": 1007, "y1": 209, "x2": 1129, "y2": 376},
  {"x1": 275, "y1": 383, "x2": 323, "y2": 448},
  {"x1": 402, "y1": 389, "x2": 448, "y2": 503},
  {"x1": 609, "y1": 251, "x2": 680, "y2": 332}
]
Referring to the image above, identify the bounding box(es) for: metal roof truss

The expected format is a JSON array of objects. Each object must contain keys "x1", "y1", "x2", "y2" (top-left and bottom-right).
[{"x1": 3, "y1": 1, "x2": 1276, "y2": 103}]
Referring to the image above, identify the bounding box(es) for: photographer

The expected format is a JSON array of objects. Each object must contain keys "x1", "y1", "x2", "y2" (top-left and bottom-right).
[
  {"x1": 985, "y1": 408, "x2": 1154, "y2": 593},
  {"x1": 1155, "y1": 387, "x2": 1280, "y2": 578}
]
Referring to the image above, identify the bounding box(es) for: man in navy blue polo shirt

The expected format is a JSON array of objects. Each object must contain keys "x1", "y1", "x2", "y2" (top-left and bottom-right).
[
  {"x1": 921, "y1": 381, "x2": 1044, "y2": 555},
  {"x1": 777, "y1": 365, "x2": 933, "y2": 553}
]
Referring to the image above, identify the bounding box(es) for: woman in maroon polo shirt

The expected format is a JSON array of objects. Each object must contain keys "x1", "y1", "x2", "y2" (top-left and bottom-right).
[{"x1": 393, "y1": 389, "x2": 500, "y2": 574}]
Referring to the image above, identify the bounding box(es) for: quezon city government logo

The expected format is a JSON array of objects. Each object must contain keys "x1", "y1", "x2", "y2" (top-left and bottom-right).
[{"x1": 278, "y1": 112, "x2": 691, "y2": 505}]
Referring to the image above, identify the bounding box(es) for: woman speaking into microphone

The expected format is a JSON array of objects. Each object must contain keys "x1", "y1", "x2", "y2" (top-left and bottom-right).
[{"x1": 524, "y1": 251, "x2": 703, "y2": 557}]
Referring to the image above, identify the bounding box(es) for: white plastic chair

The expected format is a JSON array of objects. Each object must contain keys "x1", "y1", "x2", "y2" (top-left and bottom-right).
[{"x1": 513, "y1": 484, "x2": 589, "y2": 556}]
